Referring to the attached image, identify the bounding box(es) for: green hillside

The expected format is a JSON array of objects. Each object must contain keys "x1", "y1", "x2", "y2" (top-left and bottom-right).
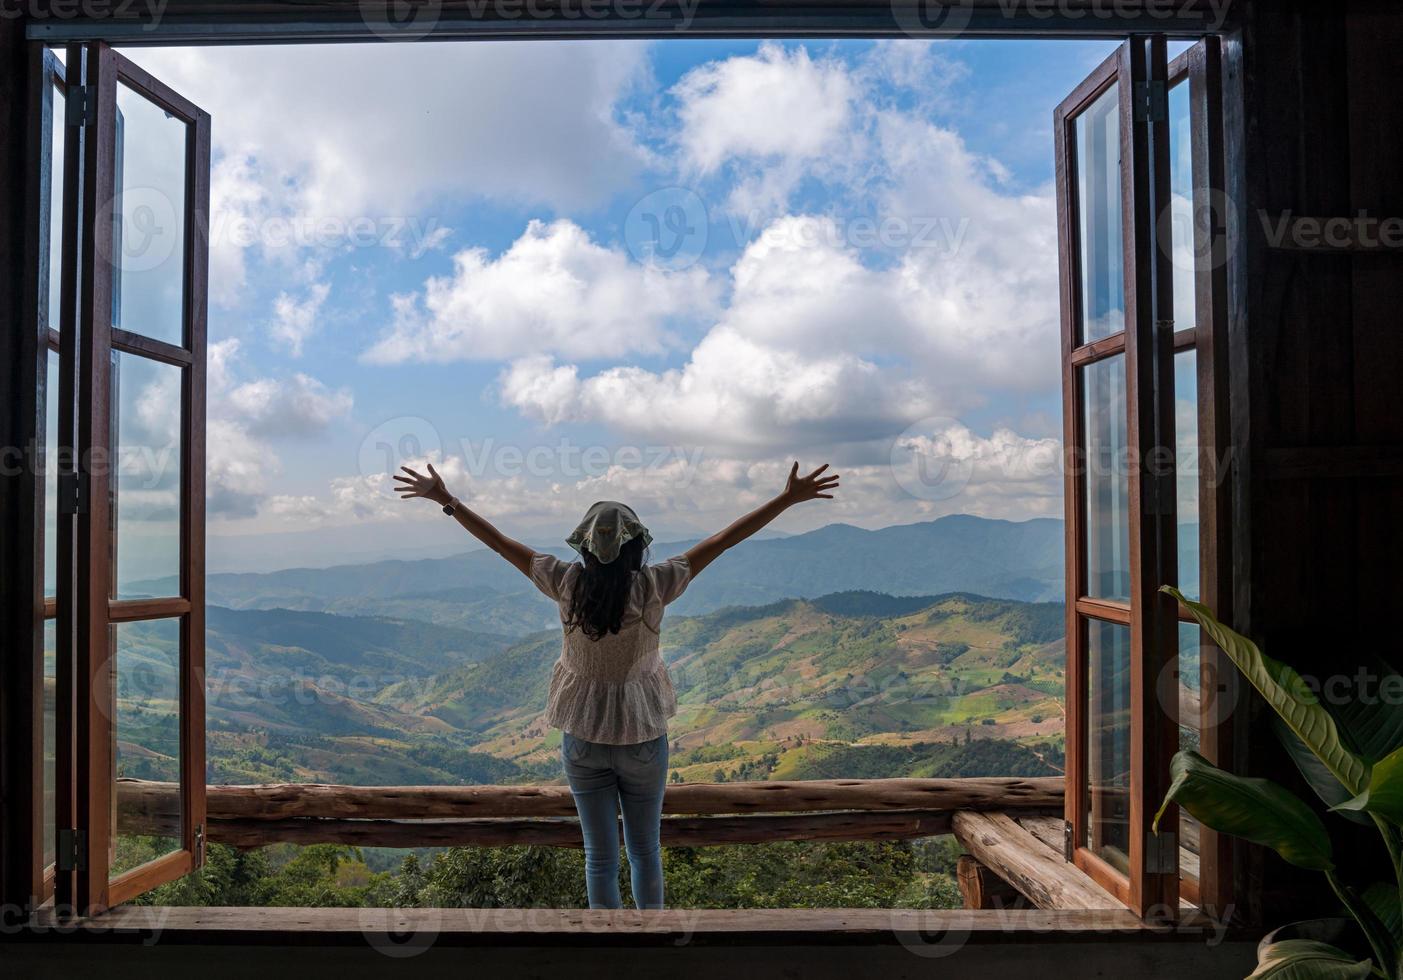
[
  {"x1": 380, "y1": 590, "x2": 1066, "y2": 780},
  {"x1": 113, "y1": 590, "x2": 1065, "y2": 786}
]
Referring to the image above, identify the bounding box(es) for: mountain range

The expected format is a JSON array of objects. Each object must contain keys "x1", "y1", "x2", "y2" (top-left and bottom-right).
[
  {"x1": 134, "y1": 515, "x2": 1070, "y2": 623},
  {"x1": 107, "y1": 515, "x2": 1141, "y2": 787}
]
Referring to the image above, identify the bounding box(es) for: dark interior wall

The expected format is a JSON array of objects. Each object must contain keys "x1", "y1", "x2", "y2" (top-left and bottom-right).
[
  {"x1": 0, "y1": 13, "x2": 44, "y2": 912},
  {"x1": 1237, "y1": 0, "x2": 1403, "y2": 662},
  {"x1": 1229, "y1": 0, "x2": 1403, "y2": 922}
]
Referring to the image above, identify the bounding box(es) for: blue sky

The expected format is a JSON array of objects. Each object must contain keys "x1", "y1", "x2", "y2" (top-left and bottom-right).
[{"x1": 120, "y1": 38, "x2": 1125, "y2": 573}]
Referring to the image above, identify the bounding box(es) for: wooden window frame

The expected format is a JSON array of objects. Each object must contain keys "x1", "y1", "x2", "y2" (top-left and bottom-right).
[
  {"x1": 12, "y1": 42, "x2": 69, "y2": 913},
  {"x1": 1166, "y1": 36, "x2": 1235, "y2": 918},
  {"x1": 2, "y1": 12, "x2": 1237, "y2": 923},
  {"x1": 55, "y1": 40, "x2": 209, "y2": 915},
  {"x1": 1057, "y1": 36, "x2": 1232, "y2": 918}
]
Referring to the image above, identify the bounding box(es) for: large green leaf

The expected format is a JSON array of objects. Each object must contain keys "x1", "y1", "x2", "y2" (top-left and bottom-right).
[
  {"x1": 1331, "y1": 654, "x2": 1403, "y2": 762},
  {"x1": 1364, "y1": 882, "x2": 1403, "y2": 947},
  {"x1": 1275, "y1": 716, "x2": 1373, "y2": 826},
  {"x1": 1336, "y1": 746, "x2": 1403, "y2": 827},
  {"x1": 1163, "y1": 587, "x2": 1368, "y2": 796},
  {"x1": 1276, "y1": 654, "x2": 1403, "y2": 822},
  {"x1": 1272, "y1": 653, "x2": 1403, "y2": 823},
  {"x1": 1248, "y1": 940, "x2": 1374, "y2": 980},
  {"x1": 1155, "y1": 750, "x2": 1334, "y2": 871}
]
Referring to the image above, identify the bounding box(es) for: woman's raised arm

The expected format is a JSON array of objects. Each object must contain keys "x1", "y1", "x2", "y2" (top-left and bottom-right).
[
  {"x1": 683, "y1": 462, "x2": 840, "y2": 578},
  {"x1": 395, "y1": 463, "x2": 534, "y2": 576}
]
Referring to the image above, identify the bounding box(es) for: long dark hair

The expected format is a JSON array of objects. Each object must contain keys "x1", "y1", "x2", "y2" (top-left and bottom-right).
[{"x1": 564, "y1": 536, "x2": 648, "y2": 641}]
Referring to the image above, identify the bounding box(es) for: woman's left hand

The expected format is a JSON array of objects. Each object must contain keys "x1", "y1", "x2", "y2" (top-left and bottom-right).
[
  {"x1": 780, "y1": 462, "x2": 840, "y2": 506},
  {"x1": 394, "y1": 463, "x2": 451, "y2": 506}
]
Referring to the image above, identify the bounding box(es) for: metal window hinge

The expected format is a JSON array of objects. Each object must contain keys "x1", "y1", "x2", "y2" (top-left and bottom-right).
[
  {"x1": 65, "y1": 84, "x2": 97, "y2": 128},
  {"x1": 194, "y1": 823, "x2": 206, "y2": 866},
  {"x1": 1134, "y1": 80, "x2": 1168, "y2": 123},
  {"x1": 58, "y1": 472, "x2": 89, "y2": 515},
  {"x1": 57, "y1": 828, "x2": 87, "y2": 872},
  {"x1": 1146, "y1": 830, "x2": 1177, "y2": 875},
  {"x1": 1063, "y1": 821, "x2": 1075, "y2": 862}
]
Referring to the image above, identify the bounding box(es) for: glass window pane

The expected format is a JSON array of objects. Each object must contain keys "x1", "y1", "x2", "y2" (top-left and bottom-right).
[
  {"x1": 43, "y1": 619, "x2": 57, "y2": 870},
  {"x1": 1168, "y1": 80, "x2": 1198, "y2": 335},
  {"x1": 1081, "y1": 354, "x2": 1131, "y2": 600},
  {"x1": 48, "y1": 80, "x2": 66, "y2": 332},
  {"x1": 1175, "y1": 350, "x2": 1200, "y2": 599},
  {"x1": 1085, "y1": 618, "x2": 1131, "y2": 873},
  {"x1": 111, "y1": 618, "x2": 183, "y2": 878},
  {"x1": 113, "y1": 82, "x2": 188, "y2": 347},
  {"x1": 1177, "y1": 621, "x2": 1202, "y2": 886},
  {"x1": 1075, "y1": 83, "x2": 1125, "y2": 344},
  {"x1": 45, "y1": 349, "x2": 60, "y2": 597},
  {"x1": 112, "y1": 351, "x2": 183, "y2": 597}
]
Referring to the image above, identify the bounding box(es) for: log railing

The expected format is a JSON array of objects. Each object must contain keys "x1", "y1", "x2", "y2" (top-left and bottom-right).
[{"x1": 116, "y1": 776, "x2": 1064, "y2": 850}]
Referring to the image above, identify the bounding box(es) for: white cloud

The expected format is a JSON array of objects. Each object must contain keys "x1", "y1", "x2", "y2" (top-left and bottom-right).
[
  {"x1": 203, "y1": 339, "x2": 354, "y2": 517},
  {"x1": 498, "y1": 48, "x2": 1063, "y2": 475},
  {"x1": 122, "y1": 42, "x2": 654, "y2": 309},
  {"x1": 206, "y1": 417, "x2": 273, "y2": 519},
  {"x1": 500, "y1": 323, "x2": 935, "y2": 452},
  {"x1": 125, "y1": 43, "x2": 650, "y2": 218},
  {"x1": 671, "y1": 44, "x2": 861, "y2": 217},
  {"x1": 208, "y1": 154, "x2": 267, "y2": 306},
  {"x1": 190, "y1": 41, "x2": 1073, "y2": 538},
  {"x1": 497, "y1": 200, "x2": 1050, "y2": 455},
  {"x1": 265, "y1": 450, "x2": 472, "y2": 527},
  {"x1": 872, "y1": 110, "x2": 1061, "y2": 393},
  {"x1": 362, "y1": 219, "x2": 714, "y2": 365},
  {"x1": 673, "y1": 43, "x2": 856, "y2": 190},
  {"x1": 226, "y1": 372, "x2": 354, "y2": 438},
  {"x1": 269, "y1": 281, "x2": 330, "y2": 356}
]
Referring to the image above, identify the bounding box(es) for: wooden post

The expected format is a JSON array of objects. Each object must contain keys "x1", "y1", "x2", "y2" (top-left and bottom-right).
[{"x1": 956, "y1": 855, "x2": 1027, "y2": 910}]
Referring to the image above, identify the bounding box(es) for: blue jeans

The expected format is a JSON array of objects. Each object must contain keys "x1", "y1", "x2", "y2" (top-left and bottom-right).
[{"x1": 560, "y1": 732, "x2": 669, "y2": 910}]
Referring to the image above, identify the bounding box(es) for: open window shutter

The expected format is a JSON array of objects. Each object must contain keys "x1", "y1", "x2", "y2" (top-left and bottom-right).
[
  {"x1": 1164, "y1": 36, "x2": 1235, "y2": 918},
  {"x1": 56, "y1": 40, "x2": 209, "y2": 915},
  {"x1": 1055, "y1": 35, "x2": 1181, "y2": 917}
]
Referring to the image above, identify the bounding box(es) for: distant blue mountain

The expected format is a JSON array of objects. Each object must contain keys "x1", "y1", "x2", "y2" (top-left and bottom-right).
[{"x1": 135, "y1": 515, "x2": 1072, "y2": 618}]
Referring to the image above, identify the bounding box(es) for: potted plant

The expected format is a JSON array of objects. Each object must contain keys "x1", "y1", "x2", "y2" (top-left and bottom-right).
[{"x1": 1158, "y1": 587, "x2": 1403, "y2": 979}]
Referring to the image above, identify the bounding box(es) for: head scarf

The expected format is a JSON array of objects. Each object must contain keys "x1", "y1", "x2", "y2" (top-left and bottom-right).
[{"x1": 566, "y1": 501, "x2": 652, "y2": 565}]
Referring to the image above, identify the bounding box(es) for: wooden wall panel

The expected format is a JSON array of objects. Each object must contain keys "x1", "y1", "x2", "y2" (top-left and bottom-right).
[
  {"x1": 1230, "y1": 0, "x2": 1403, "y2": 923},
  {"x1": 0, "y1": 15, "x2": 45, "y2": 913}
]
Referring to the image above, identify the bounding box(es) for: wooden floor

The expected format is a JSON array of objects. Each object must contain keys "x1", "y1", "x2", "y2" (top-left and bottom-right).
[
  {"x1": 4, "y1": 906, "x2": 1256, "y2": 980},
  {"x1": 27, "y1": 903, "x2": 1192, "y2": 939}
]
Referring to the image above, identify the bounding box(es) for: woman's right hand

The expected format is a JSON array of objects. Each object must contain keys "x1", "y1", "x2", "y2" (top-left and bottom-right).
[
  {"x1": 394, "y1": 463, "x2": 452, "y2": 506},
  {"x1": 780, "y1": 462, "x2": 840, "y2": 506}
]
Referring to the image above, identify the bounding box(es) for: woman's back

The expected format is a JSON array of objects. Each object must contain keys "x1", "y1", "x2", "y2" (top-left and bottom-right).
[{"x1": 530, "y1": 553, "x2": 692, "y2": 744}]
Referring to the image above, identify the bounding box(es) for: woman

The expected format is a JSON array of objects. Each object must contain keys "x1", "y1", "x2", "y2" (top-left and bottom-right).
[{"x1": 395, "y1": 461, "x2": 840, "y2": 910}]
